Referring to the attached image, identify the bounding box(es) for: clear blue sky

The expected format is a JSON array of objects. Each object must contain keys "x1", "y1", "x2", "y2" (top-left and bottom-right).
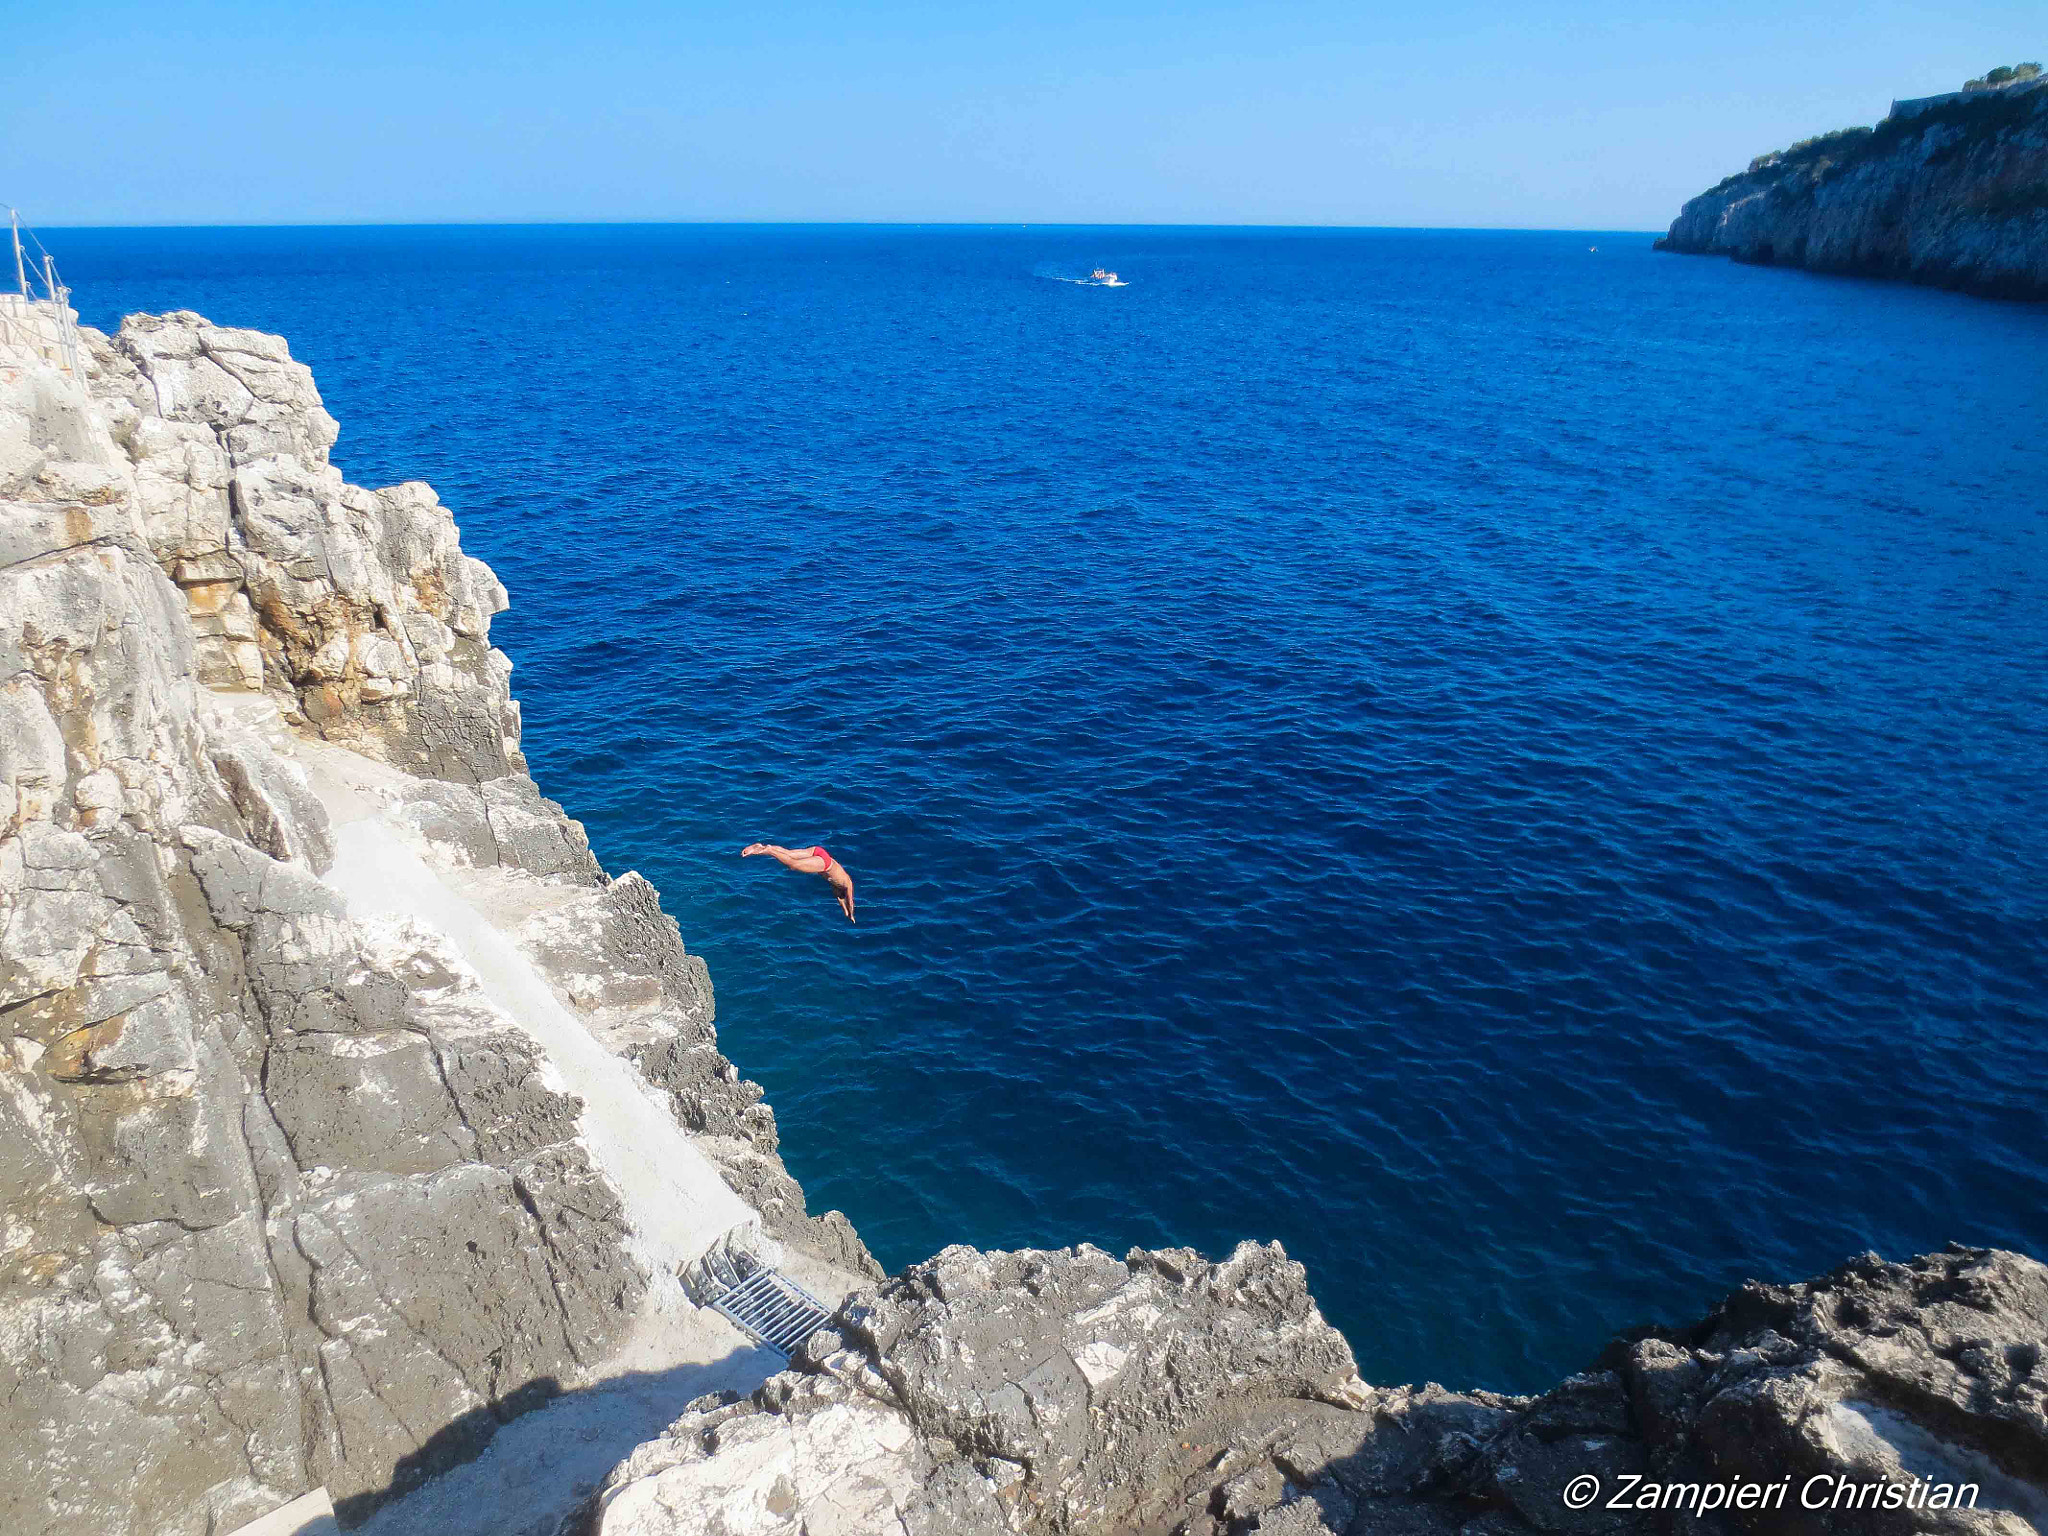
[{"x1": 7, "y1": 1, "x2": 2039, "y2": 229}]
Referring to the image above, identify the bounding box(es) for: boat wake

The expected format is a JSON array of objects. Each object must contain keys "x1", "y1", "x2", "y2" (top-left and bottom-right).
[{"x1": 1042, "y1": 266, "x2": 1128, "y2": 287}]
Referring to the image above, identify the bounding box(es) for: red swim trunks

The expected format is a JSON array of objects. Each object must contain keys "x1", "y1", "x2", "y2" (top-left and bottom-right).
[{"x1": 812, "y1": 846, "x2": 832, "y2": 867}]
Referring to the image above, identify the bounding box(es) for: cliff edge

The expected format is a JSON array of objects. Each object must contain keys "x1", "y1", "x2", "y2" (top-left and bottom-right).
[
  {"x1": 581, "y1": 1243, "x2": 2048, "y2": 1536},
  {"x1": 0, "y1": 305, "x2": 876, "y2": 1536},
  {"x1": 1655, "y1": 69, "x2": 2048, "y2": 299}
]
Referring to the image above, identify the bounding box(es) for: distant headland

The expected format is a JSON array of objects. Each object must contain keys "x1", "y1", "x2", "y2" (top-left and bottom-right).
[{"x1": 1656, "y1": 64, "x2": 2048, "y2": 299}]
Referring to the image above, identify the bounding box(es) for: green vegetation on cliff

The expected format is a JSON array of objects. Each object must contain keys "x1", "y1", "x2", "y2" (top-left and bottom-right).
[
  {"x1": 1965, "y1": 61, "x2": 2042, "y2": 91},
  {"x1": 1721, "y1": 79, "x2": 2047, "y2": 198},
  {"x1": 1658, "y1": 66, "x2": 2048, "y2": 298}
]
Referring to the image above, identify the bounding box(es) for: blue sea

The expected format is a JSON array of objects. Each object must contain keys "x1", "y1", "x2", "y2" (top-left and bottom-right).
[{"x1": 59, "y1": 225, "x2": 2048, "y2": 1394}]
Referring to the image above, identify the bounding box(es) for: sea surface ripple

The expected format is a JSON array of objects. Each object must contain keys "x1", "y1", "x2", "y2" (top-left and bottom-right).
[{"x1": 66, "y1": 225, "x2": 2048, "y2": 1392}]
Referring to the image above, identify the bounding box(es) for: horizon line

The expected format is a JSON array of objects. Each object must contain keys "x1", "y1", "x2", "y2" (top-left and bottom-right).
[{"x1": 26, "y1": 217, "x2": 1666, "y2": 235}]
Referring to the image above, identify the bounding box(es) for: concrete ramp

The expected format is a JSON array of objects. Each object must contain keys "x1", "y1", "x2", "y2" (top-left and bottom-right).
[
  {"x1": 227, "y1": 1489, "x2": 340, "y2": 1536},
  {"x1": 324, "y1": 815, "x2": 757, "y2": 1278}
]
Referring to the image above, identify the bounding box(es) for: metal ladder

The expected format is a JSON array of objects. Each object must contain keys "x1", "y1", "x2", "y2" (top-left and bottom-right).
[{"x1": 699, "y1": 1249, "x2": 835, "y2": 1356}]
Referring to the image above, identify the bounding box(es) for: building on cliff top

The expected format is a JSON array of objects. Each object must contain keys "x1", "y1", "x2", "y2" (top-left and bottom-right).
[{"x1": 1889, "y1": 67, "x2": 2048, "y2": 122}]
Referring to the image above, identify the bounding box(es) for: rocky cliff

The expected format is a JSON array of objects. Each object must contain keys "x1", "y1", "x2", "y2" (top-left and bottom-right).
[
  {"x1": 582, "y1": 1243, "x2": 2048, "y2": 1536},
  {"x1": 1655, "y1": 73, "x2": 2048, "y2": 298},
  {"x1": 0, "y1": 306, "x2": 875, "y2": 1536}
]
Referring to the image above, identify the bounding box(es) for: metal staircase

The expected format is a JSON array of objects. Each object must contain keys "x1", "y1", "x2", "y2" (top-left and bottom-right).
[{"x1": 695, "y1": 1246, "x2": 835, "y2": 1357}]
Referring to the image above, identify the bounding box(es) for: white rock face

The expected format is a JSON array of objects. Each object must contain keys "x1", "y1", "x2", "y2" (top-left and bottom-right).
[
  {"x1": 580, "y1": 1241, "x2": 2048, "y2": 1536},
  {"x1": 596, "y1": 1398, "x2": 920, "y2": 1536},
  {"x1": 318, "y1": 810, "x2": 757, "y2": 1283},
  {"x1": 0, "y1": 311, "x2": 872, "y2": 1535},
  {"x1": 89, "y1": 310, "x2": 516, "y2": 779},
  {"x1": 585, "y1": 1241, "x2": 1376, "y2": 1536}
]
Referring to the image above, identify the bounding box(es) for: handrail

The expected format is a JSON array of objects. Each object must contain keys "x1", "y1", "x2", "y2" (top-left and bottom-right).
[{"x1": 1, "y1": 208, "x2": 85, "y2": 381}]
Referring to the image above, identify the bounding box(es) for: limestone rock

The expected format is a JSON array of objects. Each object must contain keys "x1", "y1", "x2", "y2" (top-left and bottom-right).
[
  {"x1": 583, "y1": 1239, "x2": 1376, "y2": 1536},
  {"x1": 509, "y1": 868, "x2": 881, "y2": 1279},
  {"x1": 1657, "y1": 79, "x2": 2048, "y2": 298},
  {"x1": 88, "y1": 312, "x2": 518, "y2": 782},
  {"x1": 1, "y1": 312, "x2": 866, "y2": 1533},
  {"x1": 584, "y1": 1246, "x2": 2048, "y2": 1536}
]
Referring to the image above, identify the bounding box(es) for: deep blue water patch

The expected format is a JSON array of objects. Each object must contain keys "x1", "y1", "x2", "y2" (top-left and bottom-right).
[{"x1": 56, "y1": 224, "x2": 2048, "y2": 1393}]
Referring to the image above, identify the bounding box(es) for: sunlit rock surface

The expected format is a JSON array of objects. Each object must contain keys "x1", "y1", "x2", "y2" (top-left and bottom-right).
[
  {"x1": 583, "y1": 1245, "x2": 2048, "y2": 1536},
  {"x1": 0, "y1": 311, "x2": 873, "y2": 1534}
]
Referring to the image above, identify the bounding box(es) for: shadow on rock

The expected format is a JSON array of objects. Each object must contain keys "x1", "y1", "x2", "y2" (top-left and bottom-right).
[
  {"x1": 340, "y1": 1343, "x2": 782, "y2": 1535},
  {"x1": 1272, "y1": 1245, "x2": 2048, "y2": 1536}
]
